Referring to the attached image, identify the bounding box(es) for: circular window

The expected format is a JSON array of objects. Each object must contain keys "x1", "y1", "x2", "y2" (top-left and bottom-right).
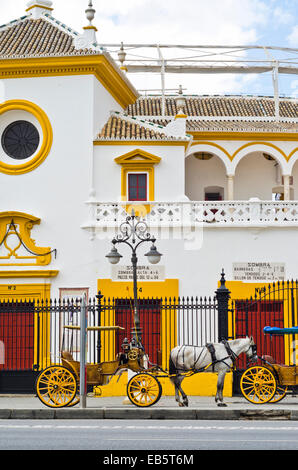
[{"x1": 1, "y1": 120, "x2": 40, "y2": 160}]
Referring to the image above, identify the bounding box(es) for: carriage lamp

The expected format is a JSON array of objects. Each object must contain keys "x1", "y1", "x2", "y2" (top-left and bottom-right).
[
  {"x1": 144, "y1": 244, "x2": 162, "y2": 265},
  {"x1": 106, "y1": 245, "x2": 122, "y2": 265},
  {"x1": 106, "y1": 209, "x2": 162, "y2": 347}
]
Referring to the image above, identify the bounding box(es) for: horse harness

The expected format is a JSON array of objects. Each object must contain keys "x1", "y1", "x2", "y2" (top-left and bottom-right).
[
  {"x1": 174, "y1": 340, "x2": 239, "y2": 374},
  {"x1": 206, "y1": 340, "x2": 238, "y2": 372}
]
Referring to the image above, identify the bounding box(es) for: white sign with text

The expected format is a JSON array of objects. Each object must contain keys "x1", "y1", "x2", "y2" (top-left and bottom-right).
[
  {"x1": 233, "y1": 262, "x2": 285, "y2": 281},
  {"x1": 111, "y1": 265, "x2": 165, "y2": 281}
]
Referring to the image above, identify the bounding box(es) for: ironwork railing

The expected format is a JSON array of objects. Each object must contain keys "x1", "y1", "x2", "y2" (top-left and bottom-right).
[
  {"x1": 0, "y1": 294, "x2": 218, "y2": 373},
  {"x1": 231, "y1": 280, "x2": 298, "y2": 370}
]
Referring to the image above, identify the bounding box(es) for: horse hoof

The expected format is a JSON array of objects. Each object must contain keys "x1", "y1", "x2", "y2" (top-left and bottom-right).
[
  {"x1": 217, "y1": 403, "x2": 227, "y2": 407},
  {"x1": 178, "y1": 402, "x2": 185, "y2": 407}
]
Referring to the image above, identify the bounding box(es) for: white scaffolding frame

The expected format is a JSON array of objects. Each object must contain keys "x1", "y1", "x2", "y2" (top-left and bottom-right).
[{"x1": 101, "y1": 43, "x2": 298, "y2": 120}]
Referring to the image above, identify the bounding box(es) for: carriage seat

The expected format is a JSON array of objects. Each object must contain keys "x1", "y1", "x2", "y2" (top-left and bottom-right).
[
  {"x1": 61, "y1": 351, "x2": 80, "y2": 376},
  {"x1": 61, "y1": 351, "x2": 74, "y2": 361}
]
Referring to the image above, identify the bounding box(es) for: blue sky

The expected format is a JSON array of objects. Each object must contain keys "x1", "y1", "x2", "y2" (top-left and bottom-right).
[{"x1": 1, "y1": 0, "x2": 298, "y2": 96}]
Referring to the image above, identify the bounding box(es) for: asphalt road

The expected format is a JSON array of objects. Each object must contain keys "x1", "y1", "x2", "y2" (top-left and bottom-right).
[{"x1": 1, "y1": 419, "x2": 298, "y2": 451}]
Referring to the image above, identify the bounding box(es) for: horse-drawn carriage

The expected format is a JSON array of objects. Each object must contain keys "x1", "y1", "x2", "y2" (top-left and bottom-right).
[
  {"x1": 35, "y1": 315, "x2": 258, "y2": 408},
  {"x1": 240, "y1": 326, "x2": 298, "y2": 404},
  {"x1": 35, "y1": 323, "x2": 167, "y2": 408}
]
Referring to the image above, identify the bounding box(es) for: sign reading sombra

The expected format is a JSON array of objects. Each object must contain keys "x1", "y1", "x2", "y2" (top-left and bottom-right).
[
  {"x1": 233, "y1": 262, "x2": 285, "y2": 281},
  {"x1": 112, "y1": 265, "x2": 165, "y2": 281}
]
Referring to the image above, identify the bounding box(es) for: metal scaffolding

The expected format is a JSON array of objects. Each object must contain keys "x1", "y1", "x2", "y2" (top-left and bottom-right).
[{"x1": 100, "y1": 43, "x2": 298, "y2": 120}]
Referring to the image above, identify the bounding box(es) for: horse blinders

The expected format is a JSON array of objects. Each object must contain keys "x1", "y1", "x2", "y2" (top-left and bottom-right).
[{"x1": 248, "y1": 343, "x2": 258, "y2": 362}]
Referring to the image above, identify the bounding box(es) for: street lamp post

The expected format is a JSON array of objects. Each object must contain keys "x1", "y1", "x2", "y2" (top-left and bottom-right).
[{"x1": 106, "y1": 209, "x2": 162, "y2": 347}]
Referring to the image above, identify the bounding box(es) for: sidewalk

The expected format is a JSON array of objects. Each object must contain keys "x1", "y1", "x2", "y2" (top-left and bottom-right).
[{"x1": 1, "y1": 394, "x2": 298, "y2": 420}]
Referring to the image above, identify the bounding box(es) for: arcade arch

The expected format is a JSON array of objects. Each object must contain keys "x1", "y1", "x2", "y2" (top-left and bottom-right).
[
  {"x1": 185, "y1": 152, "x2": 228, "y2": 201},
  {"x1": 234, "y1": 151, "x2": 280, "y2": 201},
  {"x1": 186, "y1": 142, "x2": 291, "y2": 201}
]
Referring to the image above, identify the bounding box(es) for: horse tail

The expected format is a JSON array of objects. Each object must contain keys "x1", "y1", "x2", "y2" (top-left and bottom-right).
[{"x1": 169, "y1": 352, "x2": 177, "y2": 377}]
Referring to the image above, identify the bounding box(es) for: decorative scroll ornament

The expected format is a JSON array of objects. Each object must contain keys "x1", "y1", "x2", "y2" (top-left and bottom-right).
[{"x1": 0, "y1": 213, "x2": 57, "y2": 266}]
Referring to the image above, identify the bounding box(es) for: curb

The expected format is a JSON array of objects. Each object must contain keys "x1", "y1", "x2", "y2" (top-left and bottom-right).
[{"x1": 1, "y1": 408, "x2": 298, "y2": 420}]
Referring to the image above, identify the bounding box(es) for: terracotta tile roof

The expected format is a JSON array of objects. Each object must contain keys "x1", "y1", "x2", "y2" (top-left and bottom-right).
[
  {"x1": 0, "y1": 16, "x2": 97, "y2": 58},
  {"x1": 150, "y1": 118, "x2": 298, "y2": 133},
  {"x1": 97, "y1": 111, "x2": 298, "y2": 141},
  {"x1": 186, "y1": 120, "x2": 298, "y2": 133},
  {"x1": 126, "y1": 96, "x2": 298, "y2": 119},
  {"x1": 96, "y1": 113, "x2": 189, "y2": 141}
]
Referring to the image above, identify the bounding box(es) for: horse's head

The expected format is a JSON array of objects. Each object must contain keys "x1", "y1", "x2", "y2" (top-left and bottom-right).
[{"x1": 246, "y1": 336, "x2": 258, "y2": 362}]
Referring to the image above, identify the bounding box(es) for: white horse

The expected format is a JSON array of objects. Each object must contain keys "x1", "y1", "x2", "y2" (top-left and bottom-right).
[{"x1": 169, "y1": 337, "x2": 257, "y2": 407}]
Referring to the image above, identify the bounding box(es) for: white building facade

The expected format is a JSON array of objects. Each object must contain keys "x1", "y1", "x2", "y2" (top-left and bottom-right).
[{"x1": 1, "y1": 1, "x2": 298, "y2": 390}]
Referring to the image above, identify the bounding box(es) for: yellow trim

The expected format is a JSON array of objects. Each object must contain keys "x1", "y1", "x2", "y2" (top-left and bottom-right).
[
  {"x1": 0, "y1": 270, "x2": 59, "y2": 278},
  {"x1": 25, "y1": 4, "x2": 53, "y2": 12},
  {"x1": 191, "y1": 140, "x2": 295, "y2": 162},
  {"x1": 190, "y1": 131, "x2": 298, "y2": 142},
  {"x1": 97, "y1": 278, "x2": 178, "y2": 370},
  {"x1": 0, "y1": 211, "x2": 53, "y2": 266},
  {"x1": 0, "y1": 283, "x2": 51, "y2": 370},
  {"x1": 94, "y1": 140, "x2": 189, "y2": 150},
  {"x1": 0, "y1": 282, "x2": 50, "y2": 299},
  {"x1": 0, "y1": 100, "x2": 52, "y2": 175},
  {"x1": 114, "y1": 149, "x2": 161, "y2": 214},
  {"x1": 83, "y1": 26, "x2": 98, "y2": 32},
  {"x1": 114, "y1": 149, "x2": 162, "y2": 166},
  {"x1": 190, "y1": 141, "x2": 232, "y2": 161},
  {"x1": 0, "y1": 56, "x2": 138, "y2": 109}
]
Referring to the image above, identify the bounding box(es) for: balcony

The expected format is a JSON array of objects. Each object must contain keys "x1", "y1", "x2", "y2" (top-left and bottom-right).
[{"x1": 82, "y1": 200, "x2": 298, "y2": 229}]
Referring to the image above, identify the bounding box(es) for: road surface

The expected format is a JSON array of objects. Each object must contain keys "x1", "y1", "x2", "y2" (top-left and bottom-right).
[{"x1": 0, "y1": 419, "x2": 298, "y2": 451}]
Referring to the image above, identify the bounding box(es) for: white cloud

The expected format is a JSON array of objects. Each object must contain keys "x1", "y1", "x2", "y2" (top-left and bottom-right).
[
  {"x1": 0, "y1": 0, "x2": 293, "y2": 96},
  {"x1": 288, "y1": 25, "x2": 298, "y2": 46}
]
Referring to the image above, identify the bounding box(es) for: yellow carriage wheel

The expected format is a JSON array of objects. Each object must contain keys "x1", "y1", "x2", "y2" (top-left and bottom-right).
[
  {"x1": 240, "y1": 366, "x2": 277, "y2": 404},
  {"x1": 270, "y1": 385, "x2": 288, "y2": 403},
  {"x1": 127, "y1": 373, "x2": 162, "y2": 407},
  {"x1": 36, "y1": 366, "x2": 77, "y2": 408}
]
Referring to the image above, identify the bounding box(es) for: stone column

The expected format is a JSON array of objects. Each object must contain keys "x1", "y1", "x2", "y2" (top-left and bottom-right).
[
  {"x1": 283, "y1": 175, "x2": 291, "y2": 201},
  {"x1": 227, "y1": 174, "x2": 234, "y2": 201}
]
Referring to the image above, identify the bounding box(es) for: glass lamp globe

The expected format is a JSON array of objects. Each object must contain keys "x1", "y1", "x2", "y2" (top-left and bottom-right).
[
  {"x1": 145, "y1": 244, "x2": 162, "y2": 264},
  {"x1": 106, "y1": 246, "x2": 122, "y2": 265}
]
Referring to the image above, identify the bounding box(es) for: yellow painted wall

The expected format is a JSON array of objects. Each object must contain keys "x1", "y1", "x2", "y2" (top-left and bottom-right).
[
  {"x1": 98, "y1": 278, "x2": 179, "y2": 299},
  {"x1": 93, "y1": 371, "x2": 233, "y2": 398},
  {"x1": 96, "y1": 278, "x2": 233, "y2": 397},
  {"x1": 97, "y1": 278, "x2": 178, "y2": 370}
]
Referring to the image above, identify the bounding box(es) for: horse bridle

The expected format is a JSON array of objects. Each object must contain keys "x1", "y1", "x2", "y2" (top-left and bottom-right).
[{"x1": 222, "y1": 339, "x2": 257, "y2": 365}]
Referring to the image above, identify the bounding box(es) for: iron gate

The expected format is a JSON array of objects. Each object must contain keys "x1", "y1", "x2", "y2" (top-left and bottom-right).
[{"x1": 230, "y1": 280, "x2": 298, "y2": 393}]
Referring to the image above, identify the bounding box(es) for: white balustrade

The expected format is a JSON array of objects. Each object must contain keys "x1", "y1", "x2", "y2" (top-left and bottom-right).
[{"x1": 83, "y1": 200, "x2": 298, "y2": 228}]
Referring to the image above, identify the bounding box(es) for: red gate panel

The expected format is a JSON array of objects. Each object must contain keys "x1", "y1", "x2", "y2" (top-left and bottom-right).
[
  {"x1": 0, "y1": 304, "x2": 34, "y2": 370},
  {"x1": 235, "y1": 300, "x2": 284, "y2": 369},
  {"x1": 115, "y1": 298, "x2": 161, "y2": 364}
]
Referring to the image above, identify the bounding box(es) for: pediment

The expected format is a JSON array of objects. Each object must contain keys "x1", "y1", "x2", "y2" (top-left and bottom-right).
[{"x1": 114, "y1": 149, "x2": 161, "y2": 165}]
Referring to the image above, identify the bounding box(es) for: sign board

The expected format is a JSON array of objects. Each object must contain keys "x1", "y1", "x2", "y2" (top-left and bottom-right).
[
  {"x1": 111, "y1": 265, "x2": 165, "y2": 281},
  {"x1": 233, "y1": 262, "x2": 285, "y2": 281}
]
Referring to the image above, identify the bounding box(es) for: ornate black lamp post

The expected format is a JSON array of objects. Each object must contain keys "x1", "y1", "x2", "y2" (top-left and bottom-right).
[{"x1": 106, "y1": 209, "x2": 162, "y2": 347}]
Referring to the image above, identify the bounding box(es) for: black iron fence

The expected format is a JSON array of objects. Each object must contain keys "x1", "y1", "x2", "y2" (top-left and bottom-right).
[
  {"x1": 230, "y1": 280, "x2": 298, "y2": 371},
  {"x1": 2, "y1": 274, "x2": 297, "y2": 394},
  {"x1": 0, "y1": 293, "x2": 219, "y2": 388}
]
